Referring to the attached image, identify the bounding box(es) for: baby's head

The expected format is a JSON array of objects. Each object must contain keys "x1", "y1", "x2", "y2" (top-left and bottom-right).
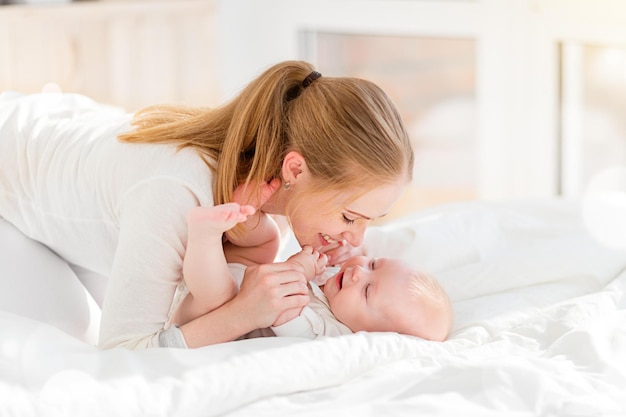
[{"x1": 322, "y1": 256, "x2": 452, "y2": 341}]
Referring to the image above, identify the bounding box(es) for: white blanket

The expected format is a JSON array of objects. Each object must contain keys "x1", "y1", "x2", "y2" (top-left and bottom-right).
[{"x1": 1, "y1": 199, "x2": 625, "y2": 416}]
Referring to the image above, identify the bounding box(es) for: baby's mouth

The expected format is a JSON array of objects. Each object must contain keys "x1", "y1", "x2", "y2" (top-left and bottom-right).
[{"x1": 337, "y1": 272, "x2": 344, "y2": 289}]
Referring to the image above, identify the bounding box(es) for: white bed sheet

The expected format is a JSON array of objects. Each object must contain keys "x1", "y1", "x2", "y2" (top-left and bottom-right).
[{"x1": 1, "y1": 199, "x2": 625, "y2": 416}]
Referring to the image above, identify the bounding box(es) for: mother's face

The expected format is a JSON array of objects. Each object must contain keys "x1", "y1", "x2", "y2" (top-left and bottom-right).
[{"x1": 288, "y1": 179, "x2": 407, "y2": 250}]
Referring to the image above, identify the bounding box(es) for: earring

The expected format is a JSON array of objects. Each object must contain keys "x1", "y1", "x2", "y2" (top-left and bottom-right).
[{"x1": 284, "y1": 181, "x2": 291, "y2": 190}]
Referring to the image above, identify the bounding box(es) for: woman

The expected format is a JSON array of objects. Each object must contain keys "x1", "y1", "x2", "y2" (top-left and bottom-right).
[{"x1": 0, "y1": 60, "x2": 414, "y2": 349}]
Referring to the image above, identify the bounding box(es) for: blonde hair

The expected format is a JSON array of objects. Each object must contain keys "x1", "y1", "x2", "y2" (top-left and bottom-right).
[
  {"x1": 118, "y1": 60, "x2": 413, "y2": 207},
  {"x1": 405, "y1": 270, "x2": 453, "y2": 341}
]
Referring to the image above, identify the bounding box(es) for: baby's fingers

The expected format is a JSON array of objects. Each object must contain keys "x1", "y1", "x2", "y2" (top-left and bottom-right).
[{"x1": 315, "y1": 253, "x2": 328, "y2": 274}]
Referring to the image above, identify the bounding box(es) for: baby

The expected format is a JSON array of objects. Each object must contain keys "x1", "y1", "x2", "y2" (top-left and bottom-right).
[{"x1": 171, "y1": 203, "x2": 453, "y2": 342}]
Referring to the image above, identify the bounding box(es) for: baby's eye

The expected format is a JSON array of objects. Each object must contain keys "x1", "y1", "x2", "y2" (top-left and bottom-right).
[
  {"x1": 342, "y1": 214, "x2": 356, "y2": 225},
  {"x1": 365, "y1": 284, "x2": 372, "y2": 299},
  {"x1": 370, "y1": 259, "x2": 376, "y2": 270}
]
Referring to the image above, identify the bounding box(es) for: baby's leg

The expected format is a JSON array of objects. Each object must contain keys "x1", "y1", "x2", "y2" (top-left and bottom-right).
[
  {"x1": 186, "y1": 203, "x2": 255, "y2": 243},
  {"x1": 177, "y1": 204, "x2": 255, "y2": 324}
]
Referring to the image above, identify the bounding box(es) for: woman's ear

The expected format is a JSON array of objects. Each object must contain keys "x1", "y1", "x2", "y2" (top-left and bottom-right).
[{"x1": 281, "y1": 151, "x2": 308, "y2": 184}]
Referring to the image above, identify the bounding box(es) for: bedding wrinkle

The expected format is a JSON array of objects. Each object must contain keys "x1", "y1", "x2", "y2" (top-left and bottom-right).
[{"x1": 3, "y1": 139, "x2": 626, "y2": 417}]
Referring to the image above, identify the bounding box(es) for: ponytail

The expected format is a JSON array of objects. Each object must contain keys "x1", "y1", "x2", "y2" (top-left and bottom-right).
[
  {"x1": 118, "y1": 61, "x2": 317, "y2": 205},
  {"x1": 119, "y1": 60, "x2": 412, "y2": 208},
  {"x1": 214, "y1": 61, "x2": 316, "y2": 205}
]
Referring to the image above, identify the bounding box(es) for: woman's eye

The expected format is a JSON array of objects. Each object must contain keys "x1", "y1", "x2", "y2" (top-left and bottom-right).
[{"x1": 342, "y1": 214, "x2": 356, "y2": 225}]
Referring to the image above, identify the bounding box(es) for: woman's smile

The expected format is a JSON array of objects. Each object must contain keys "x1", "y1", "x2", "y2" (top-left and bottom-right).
[{"x1": 320, "y1": 233, "x2": 338, "y2": 246}]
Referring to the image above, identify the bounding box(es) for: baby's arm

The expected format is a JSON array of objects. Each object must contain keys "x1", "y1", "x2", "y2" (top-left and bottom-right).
[
  {"x1": 271, "y1": 306, "x2": 320, "y2": 339},
  {"x1": 271, "y1": 304, "x2": 352, "y2": 339}
]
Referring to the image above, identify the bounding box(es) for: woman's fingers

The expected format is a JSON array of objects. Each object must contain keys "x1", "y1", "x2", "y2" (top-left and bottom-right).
[
  {"x1": 273, "y1": 305, "x2": 307, "y2": 327},
  {"x1": 271, "y1": 279, "x2": 309, "y2": 299},
  {"x1": 239, "y1": 263, "x2": 310, "y2": 326},
  {"x1": 255, "y1": 261, "x2": 307, "y2": 279}
]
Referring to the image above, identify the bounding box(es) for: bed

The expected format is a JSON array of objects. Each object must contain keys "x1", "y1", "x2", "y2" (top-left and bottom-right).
[{"x1": 1, "y1": 197, "x2": 625, "y2": 416}]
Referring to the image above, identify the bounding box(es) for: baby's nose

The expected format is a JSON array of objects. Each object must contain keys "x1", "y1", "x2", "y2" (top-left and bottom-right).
[{"x1": 349, "y1": 266, "x2": 364, "y2": 282}]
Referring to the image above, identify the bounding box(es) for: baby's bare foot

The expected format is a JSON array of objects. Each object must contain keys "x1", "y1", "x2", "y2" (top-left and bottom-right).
[{"x1": 187, "y1": 204, "x2": 255, "y2": 237}]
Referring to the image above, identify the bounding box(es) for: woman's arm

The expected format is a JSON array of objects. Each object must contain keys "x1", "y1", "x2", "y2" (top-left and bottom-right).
[
  {"x1": 99, "y1": 180, "x2": 197, "y2": 349},
  {"x1": 100, "y1": 178, "x2": 305, "y2": 349},
  {"x1": 223, "y1": 213, "x2": 280, "y2": 266},
  {"x1": 180, "y1": 262, "x2": 310, "y2": 347}
]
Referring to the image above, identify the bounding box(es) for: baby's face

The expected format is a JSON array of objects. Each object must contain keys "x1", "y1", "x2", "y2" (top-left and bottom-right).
[{"x1": 322, "y1": 256, "x2": 424, "y2": 335}]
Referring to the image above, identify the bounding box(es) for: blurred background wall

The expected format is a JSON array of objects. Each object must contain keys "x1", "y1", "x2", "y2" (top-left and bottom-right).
[{"x1": 1, "y1": 0, "x2": 625, "y2": 223}]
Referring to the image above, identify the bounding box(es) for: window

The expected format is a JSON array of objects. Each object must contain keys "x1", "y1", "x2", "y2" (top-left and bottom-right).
[
  {"x1": 561, "y1": 43, "x2": 626, "y2": 195},
  {"x1": 308, "y1": 32, "x2": 477, "y2": 221}
]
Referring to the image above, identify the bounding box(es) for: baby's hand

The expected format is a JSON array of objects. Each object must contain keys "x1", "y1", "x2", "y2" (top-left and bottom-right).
[
  {"x1": 319, "y1": 240, "x2": 363, "y2": 266},
  {"x1": 287, "y1": 246, "x2": 328, "y2": 280}
]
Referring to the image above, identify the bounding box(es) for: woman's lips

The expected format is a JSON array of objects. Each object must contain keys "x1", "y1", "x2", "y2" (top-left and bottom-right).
[{"x1": 320, "y1": 233, "x2": 337, "y2": 246}]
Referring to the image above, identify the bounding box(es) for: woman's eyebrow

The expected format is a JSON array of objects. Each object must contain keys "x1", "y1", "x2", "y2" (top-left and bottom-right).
[
  {"x1": 345, "y1": 209, "x2": 388, "y2": 221},
  {"x1": 345, "y1": 209, "x2": 372, "y2": 220}
]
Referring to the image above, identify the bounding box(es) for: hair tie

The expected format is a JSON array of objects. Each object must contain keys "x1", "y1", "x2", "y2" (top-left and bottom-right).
[
  {"x1": 285, "y1": 71, "x2": 322, "y2": 102},
  {"x1": 302, "y1": 71, "x2": 322, "y2": 88}
]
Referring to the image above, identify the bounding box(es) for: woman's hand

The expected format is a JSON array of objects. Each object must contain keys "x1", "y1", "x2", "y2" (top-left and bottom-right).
[
  {"x1": 318, "y1": 240, "x2": 364, "y2": 266},
  {"x1": 234, "y1": 261, "x2": 310, "y2": 330},
  {"x1": 179, "y1": 261, "x2": 308, "y2": 347}
]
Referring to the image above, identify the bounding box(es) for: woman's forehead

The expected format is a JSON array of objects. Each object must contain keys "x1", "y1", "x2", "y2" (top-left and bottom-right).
[{"x1": 344, "y1": 182, "x2": 406, "y2": 218}]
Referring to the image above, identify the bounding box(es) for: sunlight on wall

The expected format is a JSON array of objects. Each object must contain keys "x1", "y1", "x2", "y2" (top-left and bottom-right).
[
  {"x1": 313, "y1": 33, "x2": 477, "y2": 222},
  {"x1": 583, "y1": 166, "x2": 626, "y2": 250}
]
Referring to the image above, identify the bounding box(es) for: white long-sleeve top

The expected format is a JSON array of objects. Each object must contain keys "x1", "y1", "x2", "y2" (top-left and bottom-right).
[{"x1": 0, "y1": 92, "x2": 214, "y2": 349}]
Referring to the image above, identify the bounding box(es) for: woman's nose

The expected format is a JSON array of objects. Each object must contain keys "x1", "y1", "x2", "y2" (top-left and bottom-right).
[{"x1": 342, "y1": 224, "x2": 367, "y2": 247}]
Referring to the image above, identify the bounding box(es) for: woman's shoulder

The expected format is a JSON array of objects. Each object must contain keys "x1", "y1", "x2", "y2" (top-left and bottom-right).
[{"x1": 117, "y1": 145, "x2": 215, "y2": 207}]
